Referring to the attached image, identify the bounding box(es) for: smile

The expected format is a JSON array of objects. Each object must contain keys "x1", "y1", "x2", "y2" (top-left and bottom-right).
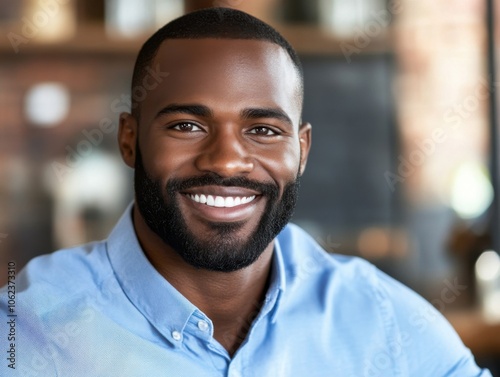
[
  {"x1": 180, "y1": 186, "x2": 263, "y2": 223},
  {"x1": 187, "y1": 194, "x2": 256, "y2": 208}
]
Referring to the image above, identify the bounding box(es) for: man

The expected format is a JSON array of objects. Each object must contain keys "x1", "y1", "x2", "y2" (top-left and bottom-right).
[{"x1": 0, "y1": 8, "x2": 491, "y2": 377}]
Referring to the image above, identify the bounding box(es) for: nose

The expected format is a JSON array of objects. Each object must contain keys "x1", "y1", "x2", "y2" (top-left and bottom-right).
[{"x1": 194, "y1": 127, "x2": 254, "y2": 177}]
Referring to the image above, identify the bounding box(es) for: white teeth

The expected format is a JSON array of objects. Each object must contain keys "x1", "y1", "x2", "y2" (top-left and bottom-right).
[
  {"x1": 214, "y1": 196, "x2": 225, "y2": 207},
  {"x1": 188, "y1": 194, "x2": 256, "y2": 208}
]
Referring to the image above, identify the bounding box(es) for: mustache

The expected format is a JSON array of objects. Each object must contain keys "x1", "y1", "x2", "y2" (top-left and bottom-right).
[{"x1": 166, "y1": 173, "x2": 279, "y2": 198}]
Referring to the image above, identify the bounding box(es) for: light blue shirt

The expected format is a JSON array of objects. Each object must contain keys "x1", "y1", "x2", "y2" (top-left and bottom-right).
[{"x1": 1, "y1": 204, "x2": 491, "y2": 376}]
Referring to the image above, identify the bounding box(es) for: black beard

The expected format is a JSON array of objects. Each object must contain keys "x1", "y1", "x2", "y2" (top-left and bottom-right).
[{"x1": 134, "y1": 146, "x2": 300, "y2": 272}]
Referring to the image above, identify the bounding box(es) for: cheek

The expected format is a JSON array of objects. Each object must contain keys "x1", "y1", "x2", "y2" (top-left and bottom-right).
[
  {"x1": 256, "y1": 141, "x2": 301, "y2": 183},
  {"x1": 141, "y1": 135, "x2": 194, "y2": 179}
]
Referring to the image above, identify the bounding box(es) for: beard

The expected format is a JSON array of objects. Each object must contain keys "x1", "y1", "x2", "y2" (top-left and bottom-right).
[{"x1": 134, "y1": 145, "x2": 300, "y2": 272}]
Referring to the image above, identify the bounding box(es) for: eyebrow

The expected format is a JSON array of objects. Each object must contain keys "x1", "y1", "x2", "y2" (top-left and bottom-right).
[
  {"x1": 154, "y1": 103, "x2": 293, "y2": 126},
  {"x1": 154, "y1": 104, "x2": 214, "y2": 119},
  {"x1": 241, "y1": 107, "x2": 293, "y2": 127}
]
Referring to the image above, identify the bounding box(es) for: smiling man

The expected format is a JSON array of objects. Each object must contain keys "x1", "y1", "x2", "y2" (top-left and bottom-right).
[
  {"x1": 126, "y1": 33, "x2": 308, "y2": 355},
  {"x1": 0, "y1": 7, "x2": 492, "y2": 377}
]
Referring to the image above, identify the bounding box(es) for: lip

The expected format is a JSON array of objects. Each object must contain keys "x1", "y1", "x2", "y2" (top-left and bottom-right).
[{"x1": 179, "y1": 188, "x2": 264, "y2": 223}]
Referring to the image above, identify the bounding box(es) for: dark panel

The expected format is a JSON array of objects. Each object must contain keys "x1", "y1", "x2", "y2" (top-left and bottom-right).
[{"x1": 293, "y1": 54, "x2": 400, "y2": 242}]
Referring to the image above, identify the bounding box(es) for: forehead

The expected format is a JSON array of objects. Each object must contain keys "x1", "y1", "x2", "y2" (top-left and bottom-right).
[{"x1": 139, "y1": 38, "x2": 301, "y2": 125}]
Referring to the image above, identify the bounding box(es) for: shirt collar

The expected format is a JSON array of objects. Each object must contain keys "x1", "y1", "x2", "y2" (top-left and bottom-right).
[
  {"x1": 106, "y1": 203, "x2": 288, "y2": 340},
  {"x1": 268, "y1": 235, "x2": 287, "y2": 323},
  {"x1": 106, "y1": 203, "x2": 197, "y2": 347}
]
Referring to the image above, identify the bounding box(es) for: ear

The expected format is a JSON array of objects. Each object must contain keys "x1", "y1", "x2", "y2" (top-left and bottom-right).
[
  {"x1": 298, "y1": 122, "x2": 312, "y2": 176},
  {"x1": 118, "y1": 112, "x2": 138, "y2": 168}
]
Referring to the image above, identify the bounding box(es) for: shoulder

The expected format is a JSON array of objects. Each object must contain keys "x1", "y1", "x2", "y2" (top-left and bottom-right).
[
  {"x1": 0, "y1": 241, "x2": 113, "y2": 376},
  {"x1": 278, "y1": 224, "x2": 445, "y2": 314},
  {"x1": 2, "y1": 241, "x2": 112, "y2": 316},
  {"x1": 277, "y1": 223, "x2": 489, "y2": 376}
]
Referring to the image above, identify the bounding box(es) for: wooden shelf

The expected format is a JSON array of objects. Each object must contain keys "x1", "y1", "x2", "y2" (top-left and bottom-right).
[
  {"x1": 277, "y1": 24, "x2": 393, "y2": 56},
  {"x1": 0, "y1": 24, "x2": 142, "y2": 55},
  {"x1": 0, "y1": 23, "x2": 392, "y2": 56}
]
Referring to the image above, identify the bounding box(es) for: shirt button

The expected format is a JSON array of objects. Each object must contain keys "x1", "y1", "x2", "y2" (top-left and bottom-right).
[
  {"x1": 197, "y1": 320, "x2": 209, "y2": 332},
  {"x1": 172, "y1": 331, "x2": 182, "y2": 341}
]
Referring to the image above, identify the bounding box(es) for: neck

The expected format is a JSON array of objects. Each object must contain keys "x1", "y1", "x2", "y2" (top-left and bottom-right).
[{"x1": 132, "y1": 205, "x2": 274, "y2": 355}]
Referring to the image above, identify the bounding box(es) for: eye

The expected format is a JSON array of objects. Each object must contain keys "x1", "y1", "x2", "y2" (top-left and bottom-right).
[
  {"x1": 170, "y1": 122, "x2": 203, "y2": 132},
  {"x1": 248, "y1": 126, "x2": 279, "y2": 136}
]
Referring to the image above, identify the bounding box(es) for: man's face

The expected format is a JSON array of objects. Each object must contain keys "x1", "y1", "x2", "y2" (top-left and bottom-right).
[{"x1": 120, "y1": 38, "x2": 311, "y2": 272}]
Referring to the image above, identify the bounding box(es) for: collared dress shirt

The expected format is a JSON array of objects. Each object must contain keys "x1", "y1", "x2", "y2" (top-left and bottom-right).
[{"x1": 0, "y1": 204, "x2": 491, "y2": 377}]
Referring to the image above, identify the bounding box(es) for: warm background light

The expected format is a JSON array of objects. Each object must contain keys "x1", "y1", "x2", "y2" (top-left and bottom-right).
[{"x1": 24, "y1": 82, "x2": 70, "y2": 127}]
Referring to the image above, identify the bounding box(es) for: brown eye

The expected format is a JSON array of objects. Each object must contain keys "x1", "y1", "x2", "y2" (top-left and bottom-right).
[
  {"x1": 171, "y1": 122, "x2": 202, "y2": 132},
  {"x1": 249, "y1": 126, "x2": 278, "y2": 136}
]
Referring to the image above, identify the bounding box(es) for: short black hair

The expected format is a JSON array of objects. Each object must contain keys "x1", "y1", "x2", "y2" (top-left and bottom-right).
[{"x1": 130, "y1": 7, "x2": 303, "y2": 118}]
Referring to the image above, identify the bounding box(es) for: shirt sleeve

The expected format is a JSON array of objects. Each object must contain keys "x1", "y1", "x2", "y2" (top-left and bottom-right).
[{"x1": 374, "y1": 269, "x2": 492, "y2": 377}]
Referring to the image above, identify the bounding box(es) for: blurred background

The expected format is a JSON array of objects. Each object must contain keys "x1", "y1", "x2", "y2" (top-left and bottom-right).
[{"x1": 1, "y1": 0, "x2": 500, "y2": 372}]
